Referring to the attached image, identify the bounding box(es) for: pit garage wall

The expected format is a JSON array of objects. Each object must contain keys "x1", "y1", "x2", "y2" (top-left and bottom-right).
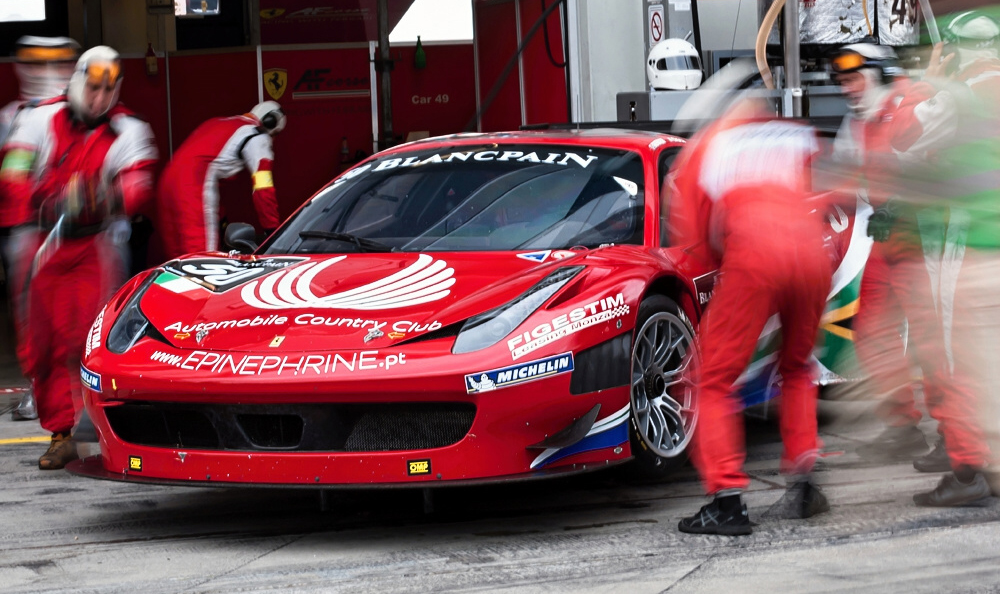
[
  {"x1": 473, "y1": 0, "x2": 570, "y2": 131},
  {"x1": 0, "y1": 42, "x2": 475, "y2": 263}
]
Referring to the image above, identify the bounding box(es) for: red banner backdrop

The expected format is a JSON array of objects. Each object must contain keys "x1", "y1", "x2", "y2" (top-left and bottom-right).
[
  {"x1": 261, "y1": 46, "x2": 374, "y2": 220},
  {"x1": 518, "y1": 0, "x2": 569, "y2": 126},
  {"x1": 0, "y1": 40, "x2": 478, "y2": 262},
  {"x1": 474, "y1": 1, "x2": 522, "y2": 132},
  {"x1": 473, "y1": 0, "x2": 569, "y2": 131},
  {"x1": 390, "y1": 43, "x2": 476, "y2": 140},
  {"x1": 258, "y1": 0, "x2": 411, "y2": 45}
]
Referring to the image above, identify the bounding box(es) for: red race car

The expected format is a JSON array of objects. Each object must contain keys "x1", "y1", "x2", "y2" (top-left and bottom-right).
[{"x1": 69, "y1": 130, "x2": 725, "y2": 487}]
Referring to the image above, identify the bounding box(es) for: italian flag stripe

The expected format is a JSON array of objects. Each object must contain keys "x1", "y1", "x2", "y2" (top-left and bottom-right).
[{"x1": 154, "y1": 272, "x2": 201, "y2": 293}]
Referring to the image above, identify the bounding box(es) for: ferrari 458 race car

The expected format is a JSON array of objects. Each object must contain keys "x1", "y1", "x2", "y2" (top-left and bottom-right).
[{"x1": 70, "y1": 129, "x2": 869, "y2": 487}]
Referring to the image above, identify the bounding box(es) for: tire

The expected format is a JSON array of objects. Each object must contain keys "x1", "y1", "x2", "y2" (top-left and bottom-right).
[{"x1": 627, "y1": 294, "x2": 699, "y2": 478}]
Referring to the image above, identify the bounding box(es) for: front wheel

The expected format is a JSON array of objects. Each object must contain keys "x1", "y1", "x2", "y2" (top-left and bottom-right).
[{"x1": 628, "y1": 294, "x2": 699, "y2": 478}]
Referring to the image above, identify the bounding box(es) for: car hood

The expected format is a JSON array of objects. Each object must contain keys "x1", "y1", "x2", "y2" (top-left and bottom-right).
[{"x1": 140, "y1": 251, "x2": 584, "y2": 351}]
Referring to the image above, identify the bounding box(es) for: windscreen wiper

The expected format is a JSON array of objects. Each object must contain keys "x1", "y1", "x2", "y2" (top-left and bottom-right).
[{"x1": 298, "y1": 230, "x2": 395, "y2": 252}]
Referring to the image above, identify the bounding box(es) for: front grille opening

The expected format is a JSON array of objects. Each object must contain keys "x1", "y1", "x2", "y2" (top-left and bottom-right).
[
  {"x1": 343, "y1": 404, "x2": 476, "y2": 451},
  {"x1": 104, "y1": 402, "x2": 476, "y2": 452},
  {"x1": 106, "y1": 405, "x2": 220, "y2": 449},
  {"x1": 236, "y1": 414, "x2": 304, "y2": 449}
]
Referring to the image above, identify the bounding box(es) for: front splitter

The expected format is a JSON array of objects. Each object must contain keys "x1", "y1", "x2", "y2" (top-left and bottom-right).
[{"x1": 66, "y1": 455, "x2": 631, "y2": 490}]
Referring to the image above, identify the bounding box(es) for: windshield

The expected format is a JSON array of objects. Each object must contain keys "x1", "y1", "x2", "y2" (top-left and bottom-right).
[{"x1": 262, "y1": 143, "x2": 645, "y2": 254}]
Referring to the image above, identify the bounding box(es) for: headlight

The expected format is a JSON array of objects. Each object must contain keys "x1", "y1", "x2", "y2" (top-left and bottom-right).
[
  {"x1": 453, "y1": 266, "x2": 583, "y2": 354},
  {"x1": 106, "y1": 273, "x2": 157, "y2": 354}
]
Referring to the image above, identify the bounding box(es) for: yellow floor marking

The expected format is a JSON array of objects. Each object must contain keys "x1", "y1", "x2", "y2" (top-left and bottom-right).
[{"x1": 0, "y1": 436, "x2": 52, "y2": 444}]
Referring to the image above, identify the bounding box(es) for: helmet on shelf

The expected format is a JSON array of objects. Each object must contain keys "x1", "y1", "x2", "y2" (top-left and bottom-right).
[{"x1": 646, "y1": 39, "x2": 703, "y2": 91}]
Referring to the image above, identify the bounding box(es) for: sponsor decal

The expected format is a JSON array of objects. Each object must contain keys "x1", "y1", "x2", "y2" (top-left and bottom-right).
[
  {"x1": 517, "y1": 250, "x2": 550, "y2": 263},
  {"x1": 465, "y1": 352, "x2": 574, "y2": 394},
  {"x1": 373, "y1": 151, "x2": 598, "y2": 173},
  {"x1": 81, "y1": 365, "x2": 102, "y2": 393},
  {"x1": 259, "y1": 7, "x2": 285, "y2": 18},
  {"x1": 85, "y1": 309, "x2": 104, "y2": 357},
  {"x1": 330, "y1": 151, "x2": 599, "y2": 189},
  {"x1": 263, "y1": 68, "x2": 287, "y2": 100},
  {"x1": 363, "y1": 326, "x2": 384, "y2": 343},
  {"x1": 291, "y1": 69, "x2": 370, "y2": 100},
  {"x1": 167, "y1": 315, "x2": 288, "y2": 334},
  {"x1": 407, "y1": 459, "x2": 431, "y2": 476},
  {"x1": 129, "y1": 456, "x2": 142, "y2": 472},
  {"x1": 241, "y1": 254, "x2": 454, "y2": 311},
  {"x1": 517, "y1": 250, "x2": 577, "y2": 263},
  {"x1": 693, "y1": 271, "x2": 718, "y2": 306},
  {"x1": 269, "y1": 336, "x2": 285, "y2": 347},
  {"x1": 507, "y1": 294, "x2": 630, "y2": 360},
  {"x1": 158, "y1": 258, "x2": 304, "y2": 294},
  {"x1": 148, "y1": 349, "x2": 407, "y2": 376},
  {"x1": 162, "y1": 315, "x2": 441, "y2": 336}
]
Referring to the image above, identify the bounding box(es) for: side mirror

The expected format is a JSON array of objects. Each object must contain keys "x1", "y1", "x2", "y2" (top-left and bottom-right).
[{"x1": 224, "y1": 222, "x2": 258, "y2": 254}]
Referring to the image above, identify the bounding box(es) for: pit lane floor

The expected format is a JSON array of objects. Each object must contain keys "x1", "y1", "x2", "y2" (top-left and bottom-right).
[{"x1": 2, "y1": 393, "x2": 999, "y2": 594}]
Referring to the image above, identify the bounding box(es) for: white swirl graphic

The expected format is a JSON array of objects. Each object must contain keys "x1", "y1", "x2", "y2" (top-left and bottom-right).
[{"x1": 241, "y1": 254, "x2": 455, "y2": 310}]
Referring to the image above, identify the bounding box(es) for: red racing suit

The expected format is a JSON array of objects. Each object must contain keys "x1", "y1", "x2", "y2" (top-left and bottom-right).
[
  {"x1": 668, "y1": 115, "x2": 832, "y2": 495},
  {"x1": 157, "y1": 115, "x2": 280, "y2": 259},
  {"x1": 0, "y1": 99, "x2": 39, "y2": 378},
  {"x1": 0, "y1": 99, "x2": 157, "y2": 435},
  {"x1": 839, "y1": 77, "x2": 990, "y2": 470}
]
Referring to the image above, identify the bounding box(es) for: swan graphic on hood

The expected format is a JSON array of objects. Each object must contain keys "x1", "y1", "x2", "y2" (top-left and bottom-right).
[{"x1": 241, "y1": 254, "x2": 455, "y2": 310}]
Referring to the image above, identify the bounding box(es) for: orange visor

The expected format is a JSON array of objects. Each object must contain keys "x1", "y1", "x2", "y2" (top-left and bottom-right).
[
  {"x1": 16, "y1": 46, "x2": 79, "y2": 63},
  {"x1": 84, "y1": 61, "x2": 122, "y2": 87},
  {"x1": 830, "y1": 52, "x2": 867, "y2": 74}
]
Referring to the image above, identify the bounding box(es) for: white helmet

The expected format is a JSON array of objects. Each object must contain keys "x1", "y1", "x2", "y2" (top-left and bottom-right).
[
  {"x1": 67, "y1": 46, "x2": 122, "y2": 124},
  {"x1": 944, "y1": 11, "x2": 1000, "y2": 66},
  {"x1": 14, "y1": 36, "x2": 80, "y2": 100},
  {"x1": 646, "y1": 39, "x2": 703, "y2": 91},
  {"x1": 250, "y1": 100, "x2": 286, "y2": 135}
]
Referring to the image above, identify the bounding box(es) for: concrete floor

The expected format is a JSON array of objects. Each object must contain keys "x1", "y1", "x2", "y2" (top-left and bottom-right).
[{"x1": 2, "y1": 392, "x2": 999, "y2": 594}]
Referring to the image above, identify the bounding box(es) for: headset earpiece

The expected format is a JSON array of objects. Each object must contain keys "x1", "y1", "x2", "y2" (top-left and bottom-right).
[{"x1": 262, "y1": 111, "x2": 278, "y2": 130}]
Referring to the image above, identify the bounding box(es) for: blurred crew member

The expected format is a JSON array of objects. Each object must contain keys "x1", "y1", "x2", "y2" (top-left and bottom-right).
[
  {"x1": 829, "y1": 43, "x2": 948, "y2": 463},
  {"x1": 156, "y1": 101, "x2": 286, "y2": 259},
  {"x1": 830, "y1": 42, "x2": 994, "y2": 506},
  {"x1": 917, "y1": 12, "x2": 1000, "y2": 504},
  {"x1": 0, "y1": 46, "x2": 158, "y2": 470},
  {"x1": 668, "y1": 100, "x2": 832, "y2": 536},
  {"x1": 0, "y1": 36, "x2": 79, "y2": 422}
]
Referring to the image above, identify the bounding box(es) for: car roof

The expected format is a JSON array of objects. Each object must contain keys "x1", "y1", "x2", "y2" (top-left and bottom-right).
[{"x1": 383, "y1": 128, "x2": 686, "y2": 155}]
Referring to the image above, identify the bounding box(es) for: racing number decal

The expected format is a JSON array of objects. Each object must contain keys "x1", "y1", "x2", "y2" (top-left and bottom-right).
[{"x1": 890, "y1": 0, "x2": 918, "y2": 28}]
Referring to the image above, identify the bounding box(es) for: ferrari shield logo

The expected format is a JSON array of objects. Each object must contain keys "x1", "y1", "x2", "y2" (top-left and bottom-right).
[
  {"x1": 264, "y1": 68, "x2": 287, "y2": 100},
  {"x1": 259, "y1": 8, "x2": 285, "y2": 19}
]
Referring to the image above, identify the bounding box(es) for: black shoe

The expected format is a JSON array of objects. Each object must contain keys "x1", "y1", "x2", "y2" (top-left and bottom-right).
[
  {"x1": 787, "y1": 481, "x2": 831, "y2": 519},
  {"x1": 913, "y1": 439, "x2": 950, "y2": 473},
  {"x1": 678, "y1": 496, "x2": 752, "y2": 536},
  {"x1": 765, "y1": 480, "x2": 831, "y2": 519},
  {"x1": 913, "y1": 472, "x2": 993, "y2": 507},
  {"x1": 857, "y1": 425, "x2": 928, "y2": 461}
]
